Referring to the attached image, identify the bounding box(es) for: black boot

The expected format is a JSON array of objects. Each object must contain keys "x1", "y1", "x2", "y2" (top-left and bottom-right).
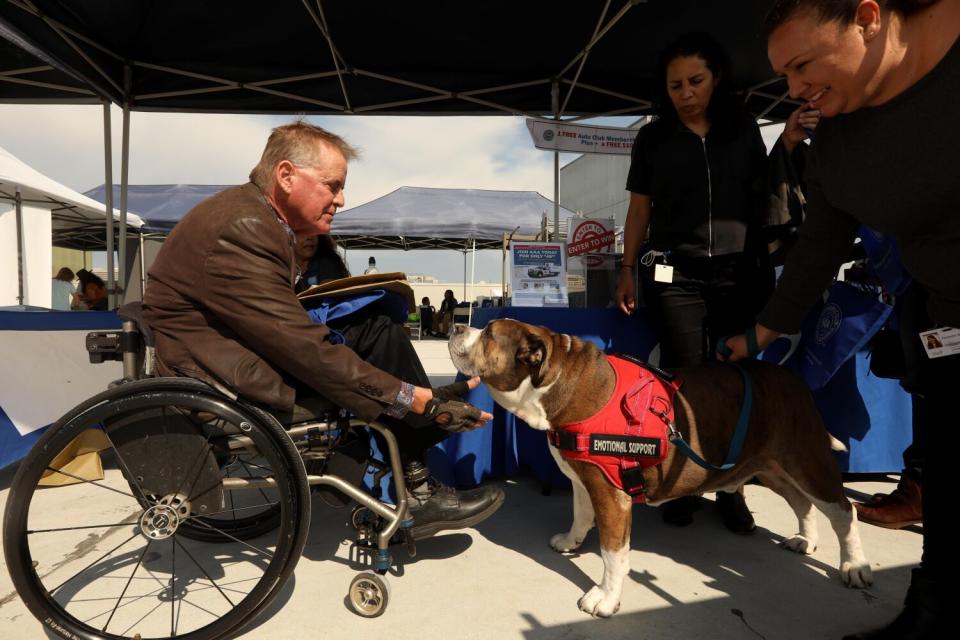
[
  {"x1": 403, "y1": 462, "x2": 505, "y2": 540},
  {"x1": 716, "y1": 490, "x2": 756, "y2": 534},
  {"x1": 661, "y1": 495, "x2": 702, "y2": 527},
  {"x1": 842, "y1": 569, "x2": 942, "y2": 639}
]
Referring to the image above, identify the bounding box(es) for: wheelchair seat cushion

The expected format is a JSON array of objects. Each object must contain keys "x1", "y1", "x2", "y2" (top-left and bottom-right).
[{"x1": 270, "y1": 394, "x2": 342, "y2": 426}]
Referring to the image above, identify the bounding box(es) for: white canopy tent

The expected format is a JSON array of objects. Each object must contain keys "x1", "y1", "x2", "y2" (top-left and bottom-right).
[{"x1": 0, "y1": 143, "x2": 143, "y2": 307}]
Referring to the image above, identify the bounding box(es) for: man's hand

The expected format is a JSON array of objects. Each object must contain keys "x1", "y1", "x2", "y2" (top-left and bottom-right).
[
  {"x1": 412, "y1": 385, "x2": 491, "y2": 430},
  {"x1": 424, "y1": 398, "x2": 491, "y2": 433},
  {"x1": 432, "y1": 376, "x2": 482, "y2": 401}
]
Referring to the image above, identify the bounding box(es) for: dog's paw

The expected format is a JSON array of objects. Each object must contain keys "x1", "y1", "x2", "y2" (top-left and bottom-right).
[
  {"x1": 578, "y1": 586, "x2": 621, "y2": 618},
  {"x1": 550, "y1": 533, "x2": 583, "y2": 553},
  {"x1": 780, "y1": 534, "x2": 817, "y2": 555},
  {"x1": 840, "y1": 560, "x2": 873, "y2": 589}
]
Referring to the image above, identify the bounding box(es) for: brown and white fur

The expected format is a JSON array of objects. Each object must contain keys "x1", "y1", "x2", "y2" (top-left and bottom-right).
[{"x1": 449, "y1": 319, "x2": 872, "y2": 617}]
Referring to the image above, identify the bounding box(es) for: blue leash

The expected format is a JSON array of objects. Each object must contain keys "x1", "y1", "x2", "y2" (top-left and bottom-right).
[{"x1": 666, "y1": 329, "x2": 757, "y2": 472}]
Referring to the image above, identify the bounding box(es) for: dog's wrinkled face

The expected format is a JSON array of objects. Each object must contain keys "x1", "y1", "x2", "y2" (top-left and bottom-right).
[
  {"x1": 449, "y1": 319, "x2": 559, "y2": 429},
  {"x1": 448, "y1": 319, "x2": 554, "y2": 392}
]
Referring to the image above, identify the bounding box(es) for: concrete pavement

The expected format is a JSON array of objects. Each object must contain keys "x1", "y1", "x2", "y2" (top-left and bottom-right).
[{"x1": 0, "y1": 337, "x2": 921, "y2": 639}]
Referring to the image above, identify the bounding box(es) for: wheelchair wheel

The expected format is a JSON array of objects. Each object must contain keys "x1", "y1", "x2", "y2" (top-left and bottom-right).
[
  {"x1": 3, "y1": 378, "x2": 311, "y2": 640},
  {"x1": 173, "y1": 454, "x2": 282, "y2": 542},
  {"x1": 348, "y1": 572, "x2": 390, "y2": 618}
]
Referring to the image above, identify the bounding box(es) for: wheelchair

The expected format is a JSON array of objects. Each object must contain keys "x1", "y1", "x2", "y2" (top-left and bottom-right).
[{"x1": 3, "y1": 303, "x2": 416, "y2": 639}]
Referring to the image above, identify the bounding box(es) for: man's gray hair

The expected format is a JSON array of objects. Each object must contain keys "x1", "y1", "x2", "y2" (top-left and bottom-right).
[{"x1": 249, "y1": 120, "x2": 359, "y2": 189}]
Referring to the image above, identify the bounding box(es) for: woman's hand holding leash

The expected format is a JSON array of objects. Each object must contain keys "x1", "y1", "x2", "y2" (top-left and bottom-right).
[{"x1": 717, "y1": 324, "x2": 780, "y2": 362}]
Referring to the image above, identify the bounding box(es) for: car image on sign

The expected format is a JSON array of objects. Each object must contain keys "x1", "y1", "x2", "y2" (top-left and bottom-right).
[{"x1": 527, "y1": 264, "x2": 559, "y2": 278}]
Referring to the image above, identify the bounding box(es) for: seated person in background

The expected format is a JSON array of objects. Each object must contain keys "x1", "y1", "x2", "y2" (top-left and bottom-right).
[
  {"x1": 295, "y1": 234, "x2": 349, "y2": 290},
  {"x1": 437, "y1": 289, "x2": 458, "y2": 336},
  {"x1": 81, "y1": 274, "x2": 109, "y2": 311},
  {"x1": 419, "y1": 296, "x2": 436, "y2": 337},
  {"x1": 51, "y1": 267, "x2": 75, "y2": 311},
  {"x1": 144, "y1": 121, "x2": 504, "y2": 540}
]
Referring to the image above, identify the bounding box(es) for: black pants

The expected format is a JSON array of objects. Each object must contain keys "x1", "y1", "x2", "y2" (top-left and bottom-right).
[
  {"x1": 643, "y1": 254, "x2": 770, "y2": 368},
  {"x1": 302, "y1": 307, "x2": 449, "y2": 465},
  {"x1": 897, "y1": 283, "x2": 957, "y2": 584}
]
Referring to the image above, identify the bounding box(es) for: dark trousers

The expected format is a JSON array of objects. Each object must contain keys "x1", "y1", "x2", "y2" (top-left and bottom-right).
[
  {"x1": 897, "y1": 283, "x2": 957, "y2": 584},
  {"x1": 301, "y1": 307, "x2": 449, "y2": 466},
  {"x1": 643, "y1": 255, "x2": 769, "y2": 368}
]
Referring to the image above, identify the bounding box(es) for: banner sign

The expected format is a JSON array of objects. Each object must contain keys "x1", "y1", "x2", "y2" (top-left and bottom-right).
[
  {"x1": 568, "y1": 218, "x2": 615, "y2": 256},
  {"x1": 526, "y1": 119, "x2": 638, "y2": 155},
  {"x1": 510, "y1": 242, "x2": 568, "y2": 307}
]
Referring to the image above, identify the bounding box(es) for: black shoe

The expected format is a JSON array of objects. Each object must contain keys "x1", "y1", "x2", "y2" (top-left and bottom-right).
[
  {"x1": 716, "y1": 491, "x2": 756, "y2": 534},
  {"x1": 661, "y1": 495, "x2": 701, "y2": 527},
  {"x1": 407, "y1": 478, "x2": 505, "y2": 540},
  {"x1": 842, "y1": 569, "x2": 942, "y2": 639}
]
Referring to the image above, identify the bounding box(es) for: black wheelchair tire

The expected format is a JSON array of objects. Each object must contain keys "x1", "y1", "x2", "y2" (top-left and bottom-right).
[{"x1": 3, "y1": 378, "x2": 311, "y2": 640}]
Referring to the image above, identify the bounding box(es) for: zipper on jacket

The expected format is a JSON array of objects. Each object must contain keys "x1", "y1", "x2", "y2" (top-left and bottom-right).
[{"x1": 701, "y1": 136, "x2": 712, "y2": 257}]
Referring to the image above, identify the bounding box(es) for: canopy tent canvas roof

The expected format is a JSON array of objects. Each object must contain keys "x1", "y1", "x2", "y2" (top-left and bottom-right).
[
  {"x1": 84, "y1": 184, "x2": 576, "y2": 251},
  {"x1": 0, "y1": 1, "x2": 800, "y2": 122},
  {"x1": 84, "y1": 184, "x2": 231, "y2": 234},
  {"x1": 1, "y1": 143, "x2": 142, "y2": 249}
]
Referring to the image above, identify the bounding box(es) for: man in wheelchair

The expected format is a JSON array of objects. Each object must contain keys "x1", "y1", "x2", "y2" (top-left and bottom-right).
[{"x1": 141, "y1": 121, "x2": 504, "y2": 540}]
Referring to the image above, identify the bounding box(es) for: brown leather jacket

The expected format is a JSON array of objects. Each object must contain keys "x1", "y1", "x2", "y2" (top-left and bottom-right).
[{"x1": 142, "y1": 183, "x2": 402, "y2": 420}]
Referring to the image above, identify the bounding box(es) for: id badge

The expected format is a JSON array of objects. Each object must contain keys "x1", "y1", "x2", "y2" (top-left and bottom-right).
[
  {"x1": 919, "y1": 327, "x2": 960, "y2": 359},
  {"x1": 654, "y1": 263, "x2": 674, "y2": 283}
]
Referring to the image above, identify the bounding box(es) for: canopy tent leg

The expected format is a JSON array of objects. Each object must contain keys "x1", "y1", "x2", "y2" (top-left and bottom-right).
[
  {"x1": 468, "y1": 238, "x2": 476, "y2": 326},
  {"x1": 118, "y1": 96, "x2": 131, "y2": 306},
  {"x1": 14, "y1": 187, "x2": 23, "y2": 305},
  {"x1": 552, "y1": 80, "x2": 560, "y2": 242},
  {"x1": 138, "y1": 232, "x2": 146, "y2": 300},
  {"x1": 102, "y1": 101, "x2": 115, "y2": 309}
]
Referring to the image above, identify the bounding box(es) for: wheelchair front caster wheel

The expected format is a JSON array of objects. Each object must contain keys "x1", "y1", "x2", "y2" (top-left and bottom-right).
[
  {"x1": 348, "y1": 572, "x2": 390, "y2": 617},
  {"x1": 350, "y1": 505, "x2": 383, "y2": 532}
]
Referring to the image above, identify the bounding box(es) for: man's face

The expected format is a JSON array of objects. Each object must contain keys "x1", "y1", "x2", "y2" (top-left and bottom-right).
[{"x1": 280, "y1": 144, "x2": 347, "y2": 235}]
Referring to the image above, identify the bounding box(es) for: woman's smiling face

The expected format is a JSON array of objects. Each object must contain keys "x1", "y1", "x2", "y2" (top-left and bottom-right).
[{"x1": 767, "y1": 9, "x2": 878, "y2": 117}]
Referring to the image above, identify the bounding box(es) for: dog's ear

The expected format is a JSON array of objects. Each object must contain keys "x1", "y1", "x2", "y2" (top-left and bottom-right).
[{"x1": 516, "y1": 332, "x2": 547, "y2": 370}]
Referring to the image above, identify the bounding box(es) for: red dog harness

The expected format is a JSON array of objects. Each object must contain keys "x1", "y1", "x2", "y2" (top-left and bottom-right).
[{"x1": 548, "y1": 355, "x2": 681, "y2": 503}]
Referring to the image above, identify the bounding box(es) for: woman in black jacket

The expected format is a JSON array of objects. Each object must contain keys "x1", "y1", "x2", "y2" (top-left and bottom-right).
[{"x1": 615, "y1": 32, "x2": 818, "y2": 532}]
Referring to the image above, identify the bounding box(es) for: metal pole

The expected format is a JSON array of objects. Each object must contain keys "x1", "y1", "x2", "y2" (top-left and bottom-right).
[
  {"x1": 14, "y1": 187, "x2": 24, "y2": 305},
  {"x1": 138, "y1": 232, "x2": 146, "y2": 300},
  {"x1": 468, "y1": 238, "x2": 476, "y2": 326},
  {"x1": 119, "y1": 97, "x2": 131, "y2": 306},
  {"x1": 102, "y1": 101, "x2": 114, "y2": 309},
  {"x1": 462, "y1": 248, "x2": 467, "y2": 299},
  {"x1": 552, "y1": 80, "x2": 560, "y2": 241}
]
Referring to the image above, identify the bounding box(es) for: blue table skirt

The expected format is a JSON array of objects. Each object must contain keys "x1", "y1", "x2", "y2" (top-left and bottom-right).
[{"x1": 426, "y1": 307, "x2": 912, "y2": 490}]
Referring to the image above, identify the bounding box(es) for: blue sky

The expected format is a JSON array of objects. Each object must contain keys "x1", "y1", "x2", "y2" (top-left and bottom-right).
[{"x1": 0, "y1": 104, "x2": 634, "y2": 282}]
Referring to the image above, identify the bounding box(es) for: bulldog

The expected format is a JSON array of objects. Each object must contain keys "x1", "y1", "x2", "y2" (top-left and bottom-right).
[{"x1": 448, "y1": 319, "x2": 872, "y2": 617}]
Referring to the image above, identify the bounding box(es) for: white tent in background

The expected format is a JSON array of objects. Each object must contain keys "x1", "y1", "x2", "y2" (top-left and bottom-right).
[{"x1": 0, "y1": 144, "x2": 143, "y2": 308}]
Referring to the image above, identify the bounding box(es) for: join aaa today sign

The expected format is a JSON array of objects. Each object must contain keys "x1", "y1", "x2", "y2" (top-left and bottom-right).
[{"x1": 568, "y1": 218, "x2": 615, "y2": 257}]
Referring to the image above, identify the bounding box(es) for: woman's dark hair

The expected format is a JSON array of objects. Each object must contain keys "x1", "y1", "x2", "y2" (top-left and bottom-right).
[
  {"x1": 652, "y1": 32, "x2": 738, "y2": 134},
  {"x1": 54, "y1": 267, "x2": 74, "y2": 282},
  {"x1": 764, "y1": 0, "x2": 939, "y2": 36},
  {"x1": 84, "y1": 273, "x2": 106, "y2": 290},
  {"x1": 75, "y1": 268, "x2": 95, "y2": 290}
]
